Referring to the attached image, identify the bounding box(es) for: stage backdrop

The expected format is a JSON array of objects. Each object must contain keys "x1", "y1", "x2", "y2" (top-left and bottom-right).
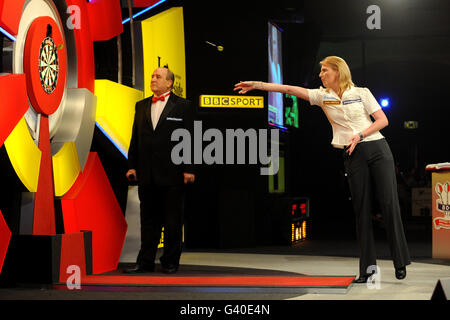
[{"x1": 141, "y1": 7, "x2": 186, "y2": 99}]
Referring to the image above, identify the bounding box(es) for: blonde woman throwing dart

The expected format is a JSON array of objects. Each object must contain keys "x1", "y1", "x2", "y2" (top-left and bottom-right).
[{"x1": 234, "y1": 56, "x2": 411, "y2": 283}]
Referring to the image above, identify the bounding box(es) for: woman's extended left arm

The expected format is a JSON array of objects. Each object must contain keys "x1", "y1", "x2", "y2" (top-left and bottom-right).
[{"x1": 347, "y1": 109, "x2": 389, "y2": 155}]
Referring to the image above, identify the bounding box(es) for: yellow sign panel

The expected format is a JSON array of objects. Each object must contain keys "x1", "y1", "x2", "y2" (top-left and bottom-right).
[
  {"x1": 200, "y1": 95, "x2": 264, "y2": 108},
  {"x1": 95, "y1": 80, "x2": 143, "y2": 157},
  {"x1": 141, "y1": 7, "x2": 186, "y2": 98}
]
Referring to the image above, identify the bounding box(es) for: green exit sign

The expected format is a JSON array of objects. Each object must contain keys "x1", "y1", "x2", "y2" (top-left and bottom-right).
[{"x1": 404, "y1": 121, "x2": 418, "y2": 129}]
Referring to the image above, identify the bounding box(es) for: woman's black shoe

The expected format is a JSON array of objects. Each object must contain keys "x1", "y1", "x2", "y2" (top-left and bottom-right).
[
  {"x1": 395, "y1": 266, "x2": 406, "y2": 280},
  {"x1": 353, "y1": 275, "x2": 369, "y2": 283},
  {"x1": 161, "y1": 264, "x2": 179, "y2": 274}
]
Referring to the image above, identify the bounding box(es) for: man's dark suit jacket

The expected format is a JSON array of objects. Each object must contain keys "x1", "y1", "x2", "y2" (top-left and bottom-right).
[{"x1": 128, "y1": 93, "x2": 195, "y2": 187}]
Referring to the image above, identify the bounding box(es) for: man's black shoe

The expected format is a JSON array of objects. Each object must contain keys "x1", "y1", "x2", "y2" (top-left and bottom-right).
[
  {"x1": 395, "y1": 266, "x2": 406, "y2": 280},
  {"x1": 123, "y1": 264, "x2": 155, "y2": 274},
  {"x1": 353, "y1": 275, "x2": 369, "y2": 283},
  {"x1": 161, "y1": 265, "x2": 179, "y2": 274}
]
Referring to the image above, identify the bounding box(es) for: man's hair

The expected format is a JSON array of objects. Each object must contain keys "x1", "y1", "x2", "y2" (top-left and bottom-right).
[{"x1": 165, "y1": 67, "x2": 174, "y2": 89}]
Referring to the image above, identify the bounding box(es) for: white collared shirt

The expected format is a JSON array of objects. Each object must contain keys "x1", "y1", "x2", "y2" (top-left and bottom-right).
[
  {"x1": 151, "y1": 91, "x2": 171, "y2": 129},
  {"x1": 307, "y1": 86, "x2": 384, "y2": 148}
]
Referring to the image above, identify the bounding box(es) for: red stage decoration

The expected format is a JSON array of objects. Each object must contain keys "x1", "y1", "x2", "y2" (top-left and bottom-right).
[
  {"x1": 0, "y1": 0, "x2": 128, "y2": 281},
  {"x1": 80, "y1": 275, "x2": 355, "y2": 287},
  {"x1": 0, "y1": 0, "x2": 26, "y2": 36},
  {"x1": 22, "y1": 15, "x2": 69, "y2": 235},
  {"x1": 33, "y1": 115, "x2": 56, "y2": 235},
  {"x1": 87, "y1": 0, "x2": 123, "y2": 41},
  {"x1": 0, "y1": 210, "x2": 11, "y2": 274},
  {"x1": 61, "y1": 153, "x2": 127, "y2": 274},
  {"x1": 66, "y1": 0, "x2": 95, "y2": 93},
  {"x1": 134, "y1": 0, "x2": 161, "y2": 7},
  {"x1": 0, "y1": 74, "x2": 29, "y2": 147},
  {"x1": 22, "y1": 15, "x2": 68, "y2": 235},
  {"x1": 59, "y1": 232, "x2": 87, "y2": 283},
  {"x1": 0, "y1": 76, "x2": 19, "y2": 272}
]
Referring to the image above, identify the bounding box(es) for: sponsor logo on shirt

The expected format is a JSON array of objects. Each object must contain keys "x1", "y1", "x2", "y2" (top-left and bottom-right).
[
  {"x1": 323, "y1": 96, "x2": 341, "y2": 106},
  {"x1": 342, "y1": 98, "x2": 362, "y2": 105}
]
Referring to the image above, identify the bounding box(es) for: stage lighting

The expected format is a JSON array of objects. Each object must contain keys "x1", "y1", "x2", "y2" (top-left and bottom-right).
[
  {"x1": 0, "y1": 26, "x2": 16, "y2": 42},
  {"x1": 380, "y1": 98, "x2": 390, "y2": 108},
  {"x1": 122, "y1": 0, "x2": 168, "y2": 24}
]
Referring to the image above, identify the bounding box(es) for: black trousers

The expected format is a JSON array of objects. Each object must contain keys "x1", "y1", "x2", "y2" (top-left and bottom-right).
[
  {"x1": 137, "y1": 184, "x2": 185, "y2": 268},
  {"x1": 343, "y1": 138, "x2": 411, "y2": 276}
]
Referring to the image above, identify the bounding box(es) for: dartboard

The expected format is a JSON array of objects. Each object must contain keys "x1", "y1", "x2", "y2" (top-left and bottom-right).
[{"x1": 38, "y1": 37, "x2": 59, "y2": 94}]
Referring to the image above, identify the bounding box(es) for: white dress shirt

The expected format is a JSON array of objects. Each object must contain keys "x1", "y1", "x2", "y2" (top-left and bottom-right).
[
  {"x1": 151, "y1": 91, "x2": 171, "y2": 130},
  {"x1": 307, "y1": 86, "x2": 384, "y2": 148}
]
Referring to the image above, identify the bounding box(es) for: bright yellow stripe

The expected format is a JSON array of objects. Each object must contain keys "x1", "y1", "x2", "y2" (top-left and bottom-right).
[
  {"x1": 4, "y1": 118, "x2": 41, "y2": 192},
  {"x1": 52, "y1": 142, "x2": 81, "y2": 197}
]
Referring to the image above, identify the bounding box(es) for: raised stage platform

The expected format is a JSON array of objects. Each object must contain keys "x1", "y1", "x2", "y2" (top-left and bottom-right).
[{"x1": 1, "y1": 243, "x2": 449, "y2": 300}]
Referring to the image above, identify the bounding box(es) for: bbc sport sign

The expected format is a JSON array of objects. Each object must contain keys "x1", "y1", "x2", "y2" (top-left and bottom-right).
[{"x1": 200, "y1": 95, "x2": 264, "y2": 109}]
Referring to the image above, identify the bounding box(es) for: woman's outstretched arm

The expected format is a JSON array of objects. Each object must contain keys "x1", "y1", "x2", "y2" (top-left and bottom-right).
[{"x1": 234, "y1": 81, "x2": 310, "y2": 102}]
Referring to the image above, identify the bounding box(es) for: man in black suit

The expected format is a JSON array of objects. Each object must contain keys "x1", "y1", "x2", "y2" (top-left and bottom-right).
[{"x1": 125, "y1": 67, "x2": 195, "y2": 274}]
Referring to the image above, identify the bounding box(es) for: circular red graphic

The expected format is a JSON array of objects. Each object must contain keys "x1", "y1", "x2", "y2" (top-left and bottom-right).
[{"x1": 23, "y1": 17, "x2": 67, "y2": 115}]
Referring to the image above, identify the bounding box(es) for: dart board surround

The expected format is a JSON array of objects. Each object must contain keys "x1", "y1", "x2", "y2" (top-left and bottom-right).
[{"x1": 24, "y1": 16, "x2": 67, "y2": 116}]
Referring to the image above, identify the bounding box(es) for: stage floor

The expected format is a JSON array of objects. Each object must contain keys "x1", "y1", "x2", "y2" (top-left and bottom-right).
[{"x1": 0, "y1": 240, "x2": 449, "y2": 300}]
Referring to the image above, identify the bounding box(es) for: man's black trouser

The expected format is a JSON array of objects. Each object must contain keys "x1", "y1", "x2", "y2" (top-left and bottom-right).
[
  {"x1": 343, "y1": 138, "x2": 411, "y2": 276},
  {"x1": 137, "y1": 184, "x2": 185, "y2": 269}
]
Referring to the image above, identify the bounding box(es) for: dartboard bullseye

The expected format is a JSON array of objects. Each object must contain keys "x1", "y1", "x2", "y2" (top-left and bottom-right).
[{"x1": 39, "y1": 37, "x2": 59, "y2": 94}]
